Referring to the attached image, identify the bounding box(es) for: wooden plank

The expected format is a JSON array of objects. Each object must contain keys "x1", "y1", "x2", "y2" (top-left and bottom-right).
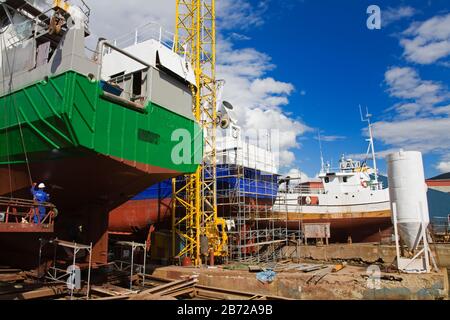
[
  {"x1": 0, "y1": 269, "x2": 21, "y2": 274},
  {"x1": 0, "y1": 274, "x2": 25, "y2": 282},
  {"x1": 248, "y1": 265, "x2": 263, "y2": 272},
  {"x1": 90, "y1": 286, "x2": 119, "y2": 296},
  {"x1": 195, "y1": 284, "x2": 291, "y2": 300},
  {"x1": 94, "y1": 295, "x2": 130, "y2": 301},
  {"x1": 300, "y1": 265, "x2": 327, "y2": 273},
  {"x1": 164, "y1": 287, "x2": 195, "y2": 297},
  {"x1": 157, "y1": 280, "x2": 197, "y2": 296},
  {"x1": 194, "y1": 289, "x2": 234, "y2": 300},
  {"x1": 139, "y1": 278, "x2": 190, "y2": 295},
  {"x1": 19, "y1": 286, "x2": 66, "y2": 300}
]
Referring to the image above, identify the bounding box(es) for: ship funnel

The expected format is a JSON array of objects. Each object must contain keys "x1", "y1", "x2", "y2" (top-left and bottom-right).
[{"x1": 386, "y1": 150, "x2": 430, "y2": 250}]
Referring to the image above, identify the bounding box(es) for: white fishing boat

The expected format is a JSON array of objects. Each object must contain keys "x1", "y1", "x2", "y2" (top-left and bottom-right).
[{"x1": 272, "y1": 108, "x2": 392, "y2": 242}]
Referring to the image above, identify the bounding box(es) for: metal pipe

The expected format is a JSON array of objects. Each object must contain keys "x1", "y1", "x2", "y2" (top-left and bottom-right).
[
  {"x1": 98, "y1": 40, "x2": 151, "y2": 68},
  {"x1": 100, "y1": 91, "x2": 145, "y2": 112},
  {"x1": 86, "y1": 243, "x2": 92, "y2": 300},
  {"x1": 143, "y1": 245, "x2": 146, "y2": 287},
  {"x1": 71, "y1": 245, "x2": 76, "y2": 300},
  {"x1": 130, "y1": 243, "x2": 134, "y2": 290}
]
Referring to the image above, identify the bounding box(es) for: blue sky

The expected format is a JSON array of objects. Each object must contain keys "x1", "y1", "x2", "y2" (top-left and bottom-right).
[
  {"x1": 216, "y1": 0, "x2": 450, "y2": 179},
  {"x1": 89, "y1": 0, "x2": 450, "y2": 179}
]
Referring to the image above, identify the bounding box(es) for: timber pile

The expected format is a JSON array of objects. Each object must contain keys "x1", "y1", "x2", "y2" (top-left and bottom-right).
[
  {"x1": 0, "y1": 267, "x2": 67, "y2": 300},
  {"x1": 91, "y1": 274, "x2": 289, "y2": 300}
]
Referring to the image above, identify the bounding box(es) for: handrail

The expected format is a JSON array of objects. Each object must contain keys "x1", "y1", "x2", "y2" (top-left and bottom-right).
[
  {"x1": 96, "y1": 40, "x2": 151, "y2": 69},
  {"x1": 0, "y1": 196, "x2": 57, "y2": 225},
  {"x1": 111, "y1": 22, "x2": 176, "y2": 52}
]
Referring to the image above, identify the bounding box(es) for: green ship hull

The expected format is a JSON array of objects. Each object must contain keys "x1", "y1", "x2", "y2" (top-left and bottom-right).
[{"x1": 0, "y1": 71, "x2": 201, "y2": 265}]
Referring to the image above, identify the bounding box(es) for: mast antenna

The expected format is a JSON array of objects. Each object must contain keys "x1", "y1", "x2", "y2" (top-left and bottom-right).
[
  {"x1": 318, "y1": 130, "x2": 325, "y2": 173},
  {"x1": 359, "y1": 105, "x2": 379, "y2": 187}
]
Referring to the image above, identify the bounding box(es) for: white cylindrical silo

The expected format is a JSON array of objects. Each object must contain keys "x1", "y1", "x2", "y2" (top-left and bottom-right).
[{"x1": 386, "y1": 150, "x2": 429, "y2": 250}]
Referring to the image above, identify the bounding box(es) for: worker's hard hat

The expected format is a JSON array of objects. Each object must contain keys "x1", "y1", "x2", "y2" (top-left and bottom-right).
[{"x1": 38, "y1": 183, "x2": 46, "y2": 189}]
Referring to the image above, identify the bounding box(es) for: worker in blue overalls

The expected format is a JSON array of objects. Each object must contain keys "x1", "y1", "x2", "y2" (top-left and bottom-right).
[{"x1": 31, "y1": 182, "x2": 50, "y2": 224}]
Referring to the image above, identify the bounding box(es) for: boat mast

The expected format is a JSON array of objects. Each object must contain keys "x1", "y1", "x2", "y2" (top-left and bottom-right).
[
  {"x1": 318, "y1": 130, "x2": 325, "y2": 173},
  {"x1": 359, "y1": 105, "x2": 379, "y2": 187}
]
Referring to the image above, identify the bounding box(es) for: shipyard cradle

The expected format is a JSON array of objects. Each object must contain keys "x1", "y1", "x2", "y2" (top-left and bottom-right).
[{"x1": 0, "y1": 0, "x2": 201, "y2": 267}]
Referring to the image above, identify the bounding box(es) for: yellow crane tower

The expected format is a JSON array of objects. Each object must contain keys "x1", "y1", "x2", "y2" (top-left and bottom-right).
[{"x1": 172, "y1": 0, "x2": 228, "y2": 266}]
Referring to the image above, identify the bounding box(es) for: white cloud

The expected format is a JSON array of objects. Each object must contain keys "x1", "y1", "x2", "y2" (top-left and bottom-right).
[
  {"x1": 348, "y1": 148, "x2": 401, "y2": 161},
  {"x1": 87, "y1": 1, "x2": 175, "y2": 42},
  {"x1": 228, "y1": 33, "x2": 251, "y2": 41},
  {"x1": 87, "y1": 0, "x2": 267, "y2": 43},
  {"x1": 372, "y1": 118, "x2": 450, "y2": 154},
  {"x1": 400, "y1": 13, "x2": 450, "y2": 64},
  {"x1": 316, "y1": 135, "x2": 346, "y2": 142},
  {"x1": 436, "y1": 161, "x2": 450, "y2": 173},
  {"x1": 373, "y1": 67, "x2": 450, "y2": 170},
  {"x1": 384, "y1": 67, "x2": 449, "y2": 117},
  {"x1": 217, "y1": 0, "x2": 268, "y2": 30},
  {"x1": 86, "y1": 0, "x2": 308, "y2": 169},
  {"x1": 382, "y1": 6, "x2": 417, "y2": 27},
  {"x1": 283, "y1": 168, "x2": 309, "y2": 181},
  {"x1": 218, "y1": 38, "x2": 311, "y2": 168}
]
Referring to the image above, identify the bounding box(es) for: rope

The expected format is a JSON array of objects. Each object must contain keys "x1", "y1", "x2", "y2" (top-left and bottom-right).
[{"x1": 10, "y1": 49, "x2": 34, "y2": 188}]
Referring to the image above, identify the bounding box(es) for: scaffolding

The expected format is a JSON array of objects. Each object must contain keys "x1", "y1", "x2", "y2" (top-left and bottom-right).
[
  {"x1": 215, "y1": 137, "x2": 300, "y2": 263},
  {"x1": 0, "y1": 196, "x2": 57, "y2": 232},
  {"x1": 430, "y1": 216, "x2": 450, "y2": 243},
  {"x1": 111, "y1": 241, "x2": 147, "y2": 290},
  {"x1": 38, "y1": 239, "x2": 92, "y2": 300}
]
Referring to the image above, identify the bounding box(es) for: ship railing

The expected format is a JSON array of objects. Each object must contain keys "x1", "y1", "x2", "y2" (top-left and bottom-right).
[
  {"x1": 0, "y1": 196, "x2": 57, "y2": 226},
  {"x1": 110, "y1": 22, "x2": 176, "y2": 53},
  {"x1": 2, "y1": 3, "x2": 54, "y2": 49},
  {"x1": 2, "y1": 0, "x2": 90, "y2": 49},
  {"x1": 278, "y1": 186, "x2": 325, "y2": 195},
  {"x1": 67, "y1": 0, "x2": 90, "y2": 31},
  {"x1": 96, "y1": 40, "x2": 151, "y2": 109},
  {"x1": 216, "y1": 149, "x2": 278, "y2": 175}
]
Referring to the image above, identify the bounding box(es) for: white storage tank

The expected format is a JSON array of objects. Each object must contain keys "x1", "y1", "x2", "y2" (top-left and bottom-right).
[{"x1": 386, "y1": 150, "x2": 429, "y2": 250}]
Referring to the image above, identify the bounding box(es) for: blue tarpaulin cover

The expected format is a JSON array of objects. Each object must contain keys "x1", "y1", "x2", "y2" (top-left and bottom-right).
[{"x1": 256, "y1": 270, "x2": 276, "y2": 283}]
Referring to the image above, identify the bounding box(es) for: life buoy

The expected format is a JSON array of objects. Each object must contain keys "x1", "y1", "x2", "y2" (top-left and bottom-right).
[
  {"x1": 298, "y1": 196, "x2": 313, "y2": 205},
  {"x1": 305, "y1": 196, "x2": 312, "y2": 205},
  {"x1": 361, "y1": 180, "x2": 369, "y2": 188}
]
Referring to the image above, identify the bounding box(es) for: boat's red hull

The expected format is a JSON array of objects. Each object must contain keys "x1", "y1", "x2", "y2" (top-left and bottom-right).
[
  {"x1": 270, "y1": 210, "x2": 393, "y2": 243},
  {"x1": 108, "y1": 198, "x2": 172, "y2": 234}
]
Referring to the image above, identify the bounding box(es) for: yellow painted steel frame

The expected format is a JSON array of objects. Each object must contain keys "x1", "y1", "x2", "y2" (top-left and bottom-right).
[
  {"x1": 172, "y1": 0, "x2": 227, "y2": 266},
  {"x1": 53, "y1": 0, "x2": 70, "y2": 11}
]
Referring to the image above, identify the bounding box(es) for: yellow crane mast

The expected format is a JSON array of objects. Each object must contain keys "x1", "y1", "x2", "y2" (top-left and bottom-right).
[{"x1": 172, "y1": 0, "x2": 227, "y2": 266}]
